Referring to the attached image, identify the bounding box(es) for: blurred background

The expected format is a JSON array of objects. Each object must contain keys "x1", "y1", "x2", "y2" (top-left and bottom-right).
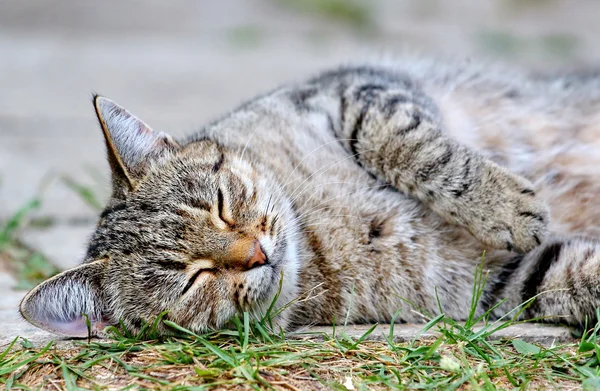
[{"x1": 1, "y1": 0, "x2": 600, "y2": 290}]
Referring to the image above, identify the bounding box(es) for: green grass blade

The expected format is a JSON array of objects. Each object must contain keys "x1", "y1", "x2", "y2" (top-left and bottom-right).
[
  {"x1": 0, "y1": 340, "x2": 53, "y2": 376},
  {"x1": 411, "y1": 313, "x2": 445, "y2": 345},
  {"x1": 0, "y1": 337, "x2": 19, "y2": 362},
  {"x1": 347, "y1": 323, "x2": 378, "y2": 351},
  {"x1": 243, "y1": 311, "x2": 250, "y2": 353}
]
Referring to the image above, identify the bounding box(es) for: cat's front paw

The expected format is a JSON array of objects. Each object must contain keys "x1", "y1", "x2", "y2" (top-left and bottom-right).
[{"x1": 465, "y1": 165, "x2": 549, "y2": 253}]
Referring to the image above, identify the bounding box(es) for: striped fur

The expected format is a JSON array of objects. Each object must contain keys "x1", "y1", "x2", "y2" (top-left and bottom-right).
[{"x1": 20, "y1": 57, "x2": 600, "y2": 336}]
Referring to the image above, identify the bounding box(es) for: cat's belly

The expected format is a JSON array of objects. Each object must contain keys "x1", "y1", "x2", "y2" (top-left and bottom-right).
[{"x1": 290, "y1": 181, "x2": 451, "y2": 325}]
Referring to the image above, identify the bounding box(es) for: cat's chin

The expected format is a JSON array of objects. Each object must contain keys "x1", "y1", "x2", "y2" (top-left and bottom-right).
[
  {"x1": 241, "y1": 231, "x2": 300, "y2": 317},
  {"x1": 262, "y1": 236, "x2": 301, "y2": 312}
]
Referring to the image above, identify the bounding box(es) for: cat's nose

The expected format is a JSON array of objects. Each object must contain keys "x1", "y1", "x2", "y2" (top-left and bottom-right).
[{"x1": 247, "y1": 241, "x2": 267, "y2": 269}]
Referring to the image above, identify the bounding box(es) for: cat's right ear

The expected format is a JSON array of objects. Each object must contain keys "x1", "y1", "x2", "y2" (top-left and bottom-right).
[
  {"x1": 19, "y1": 260, "x2": 110, "y2": 337},
  {"x1": 93, "y1": 95, "x2": 180, "y2": 198}
]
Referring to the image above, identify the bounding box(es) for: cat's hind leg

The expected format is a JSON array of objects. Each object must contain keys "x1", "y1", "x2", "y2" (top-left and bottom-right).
[{"x1": 486, "y1": 237, "x2": 600, "y2": 327}]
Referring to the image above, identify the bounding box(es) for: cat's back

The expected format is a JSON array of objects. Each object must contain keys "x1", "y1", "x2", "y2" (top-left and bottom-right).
[{"x1": 188, "y1": 57, "x2": 600, "y2": 202}]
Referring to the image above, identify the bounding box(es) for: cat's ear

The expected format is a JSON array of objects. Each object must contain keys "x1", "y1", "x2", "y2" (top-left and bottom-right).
[
  {"x1": 93, "y1": 95, "x2": 180, "y2": 197},
  {"x1": 19, "y1": 260, "x2": 110, "y2": 337}
]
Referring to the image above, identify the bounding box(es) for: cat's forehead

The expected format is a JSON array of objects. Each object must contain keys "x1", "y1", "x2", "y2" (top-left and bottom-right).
[{"x1": 146, "y1": 142, "x2": 256, "y2": 192}]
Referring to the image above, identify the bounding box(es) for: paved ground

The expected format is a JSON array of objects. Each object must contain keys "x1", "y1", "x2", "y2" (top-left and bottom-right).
[{"x1": 2, "y1": 0, "x2": 599, "y2": 345}]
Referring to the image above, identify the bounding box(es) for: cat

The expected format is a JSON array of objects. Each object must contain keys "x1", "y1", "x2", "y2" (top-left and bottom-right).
[{"x1": 19, "y1": 56, "x2": 600, "y2": 338}]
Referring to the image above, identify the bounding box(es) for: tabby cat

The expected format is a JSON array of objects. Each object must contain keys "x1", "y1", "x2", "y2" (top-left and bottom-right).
[{"x1": 20, "y1": 57, "x2": 600, "y2": 337}]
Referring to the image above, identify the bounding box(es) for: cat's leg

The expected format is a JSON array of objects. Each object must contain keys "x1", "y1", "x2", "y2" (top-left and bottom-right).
[
  {"x1": 484, "y1": 237, "x2": 600, "y2": 327},
  {"x1": 328, "y1": 73, "x2": 549, "y2": 253}
]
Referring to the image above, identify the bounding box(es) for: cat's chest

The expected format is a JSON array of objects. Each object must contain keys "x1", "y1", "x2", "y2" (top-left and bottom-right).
[{"x1": 289, "y1": 155, "x2": 424, "y2": 256}]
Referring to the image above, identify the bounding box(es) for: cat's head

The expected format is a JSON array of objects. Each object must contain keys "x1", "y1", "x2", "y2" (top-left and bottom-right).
[{"x1": 20, "y1": 96, "x2": 300, "y2": 337}]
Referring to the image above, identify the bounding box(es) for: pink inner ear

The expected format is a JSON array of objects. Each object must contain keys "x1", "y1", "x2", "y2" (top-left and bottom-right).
[{"x1": 38, "y1": 316, "x2": 107, "y2": 338}]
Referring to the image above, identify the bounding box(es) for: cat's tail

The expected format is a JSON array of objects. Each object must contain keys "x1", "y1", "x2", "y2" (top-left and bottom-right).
[{"x1": 487, "y1": 237, "x2": 600, "y2": 328}]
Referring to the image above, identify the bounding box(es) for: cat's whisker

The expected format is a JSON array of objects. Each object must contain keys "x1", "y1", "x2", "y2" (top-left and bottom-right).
[
  {"x1": 286, "y1": 180, "x2": 364, "y2": 210},
  {"x1": 271, "y1": 214, "x2": 280, "y2": 230},
  {"x1": 267, "y1": 141, "x2": 371, "y2": 208},
  {"x1": 238, "y1": 122, "x2": 265, "y2": 161},
  {"x1": 277, "y1": 138, "x2": 359, "y2": 192},
  {"x1": 283, "y1": 215, "x2": 370, "y2": 234},
  {"x1": 291, "y1": 181, "x2": 385, "y2": 217},
  {"x1": 264, "y1": 194, "x2": 273, "y2": 220},
  {"x1": 278, "y1": 223, "x2": 301, "y2": 239},
  {"x1": 279, "y1": 216, "x2": 370, "y2": 246},
  {"x1": 284, "y1": 148, "x2": 369, "y2": 202},
  {"x1": 294, "y1": 282, "x2": 328, "y2": 304},
  {"x1": 280, "y1": 147, "x2": 380, "y2": 209},
  {"x1": 290, "y1": 183, "x2": 389, "y2": 223}
]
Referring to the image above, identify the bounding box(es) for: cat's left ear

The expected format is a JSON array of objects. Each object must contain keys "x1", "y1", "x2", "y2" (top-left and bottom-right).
[
  {"x1": 93, "y1": 95, "x2": 180, "y2": 197},
  {"x1": 19, "y1": 260, "x2": 110, "y2": 337}
]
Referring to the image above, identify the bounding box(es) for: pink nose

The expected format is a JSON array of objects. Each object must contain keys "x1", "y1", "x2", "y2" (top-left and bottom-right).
[{"x1": 247, "y1": 241, "x2": 267, "y2": 269}]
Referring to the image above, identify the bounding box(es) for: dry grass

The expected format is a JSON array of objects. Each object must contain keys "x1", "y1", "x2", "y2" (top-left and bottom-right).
[{"x1": 2, "y1": 312, "x2": 599, "y2": 390}]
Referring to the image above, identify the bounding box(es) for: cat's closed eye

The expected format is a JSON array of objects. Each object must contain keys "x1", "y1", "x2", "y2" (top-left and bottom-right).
[
  {"x1": 216, "y1": 188, "x2": 235, "y2": 227},
  {"x1": 181, "y1": 267, "x2": 217, "y2": 296},
  {"x1": 270, "y1": 215, "x2": 279, "y2": 235}
]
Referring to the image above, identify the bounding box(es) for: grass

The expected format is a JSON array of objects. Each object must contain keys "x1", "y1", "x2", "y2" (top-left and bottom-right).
[
  {"x1": 477, "y1": 30, "x2": 581, "y2": 60},
  {"x1": 274, "y1": 0, "x2": 373, "y2": 30},
  {"x1": 3, "y1": 263, "x2": 600, "y2": 389},
  {"x1": 60, "y1": 175, "x2": 105, "y2": 212},
  {"x1": 0, "y1": 172, "x2": 105, "y2": 289},
  {"x1": 227, "y1": 25, "x2": 265, "y2": 50},
  {"x1": 1, "y1": 310, "x2": 598, "y2": 389},
  {"x1": 0, "y1": 196, "x2": 59, "y2": 290}
]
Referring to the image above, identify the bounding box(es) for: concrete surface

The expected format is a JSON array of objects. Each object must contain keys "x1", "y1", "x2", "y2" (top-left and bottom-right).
[
  {"x1": 299, "y1": 323, "x2": 576, "y2": 346},
  {"x1": 0, "y1": 273, "x2": 58, "y2": 348},
  {"x1": 2, "y1": 0, "x2": 599, "y2": 344}
]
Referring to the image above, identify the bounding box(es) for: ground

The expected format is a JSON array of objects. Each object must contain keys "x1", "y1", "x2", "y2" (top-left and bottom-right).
[{"x1": 3, "y1": 0, "x2": 600, "y2": 389}]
